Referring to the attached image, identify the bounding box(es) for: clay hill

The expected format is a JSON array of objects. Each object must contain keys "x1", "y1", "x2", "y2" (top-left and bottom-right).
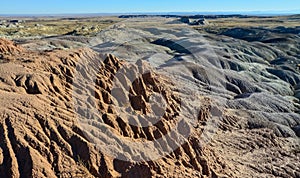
[{"x1": 0, "y1": 16, "x2": 300, "y2": 178}]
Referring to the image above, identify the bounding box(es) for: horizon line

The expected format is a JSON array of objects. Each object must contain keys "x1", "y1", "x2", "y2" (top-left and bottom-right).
[{"x1": 0, "y1": 10, "x2": 299, "y2": 17}]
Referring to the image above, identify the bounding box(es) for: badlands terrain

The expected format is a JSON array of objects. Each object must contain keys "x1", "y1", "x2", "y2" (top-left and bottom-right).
[{"x1": 0, "y1": 15, "x2": 299, "y2": 177}]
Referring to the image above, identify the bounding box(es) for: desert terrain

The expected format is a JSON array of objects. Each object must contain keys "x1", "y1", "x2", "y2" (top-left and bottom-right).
[{"x1": 0, "y1": 15, "x2": 299, "y2": 177}]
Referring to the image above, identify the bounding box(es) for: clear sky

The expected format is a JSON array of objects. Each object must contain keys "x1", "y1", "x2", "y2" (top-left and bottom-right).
[{"x1": 1, "y1": 0, "x2": 300, "y2": 14}]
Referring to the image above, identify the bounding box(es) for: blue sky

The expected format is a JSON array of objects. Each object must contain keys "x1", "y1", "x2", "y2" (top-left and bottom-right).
[{"x1": 1, "y1": 0, "x2": 300, "y2": 14}]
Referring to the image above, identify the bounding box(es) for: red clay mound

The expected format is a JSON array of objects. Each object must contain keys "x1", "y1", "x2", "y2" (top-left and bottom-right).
[{"x1": 0, "y1": 38, "x2": 24, "y2": 54}]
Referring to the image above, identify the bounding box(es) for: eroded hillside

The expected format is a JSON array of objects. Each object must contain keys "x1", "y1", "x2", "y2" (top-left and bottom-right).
[{"x1": 0, "y1": 16, "x2": 299, "y2": 178}]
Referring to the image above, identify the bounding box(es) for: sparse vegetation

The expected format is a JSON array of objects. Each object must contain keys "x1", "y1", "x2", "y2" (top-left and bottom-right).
[
  {"x1": 0, "y1": 16, "x2": 121, "y2": 39},
  {"x1": 194, "y1": 15, "x2": 300, "y2": 34}
]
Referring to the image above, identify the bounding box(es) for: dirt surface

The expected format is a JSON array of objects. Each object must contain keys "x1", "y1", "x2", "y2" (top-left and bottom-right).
[{"x1": 0, "y1": 16, "x2": 299, "y2": 177}]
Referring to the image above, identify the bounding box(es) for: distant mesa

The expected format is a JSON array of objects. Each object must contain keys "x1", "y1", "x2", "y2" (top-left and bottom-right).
[{"x1": 180, "y1": 17, "x2": 209, "y2": 25}]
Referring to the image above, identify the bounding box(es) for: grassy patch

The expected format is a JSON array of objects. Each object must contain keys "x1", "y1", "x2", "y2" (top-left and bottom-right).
[{"x1": 0, "y1": 16, "x2": 121, "y2": 39}]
